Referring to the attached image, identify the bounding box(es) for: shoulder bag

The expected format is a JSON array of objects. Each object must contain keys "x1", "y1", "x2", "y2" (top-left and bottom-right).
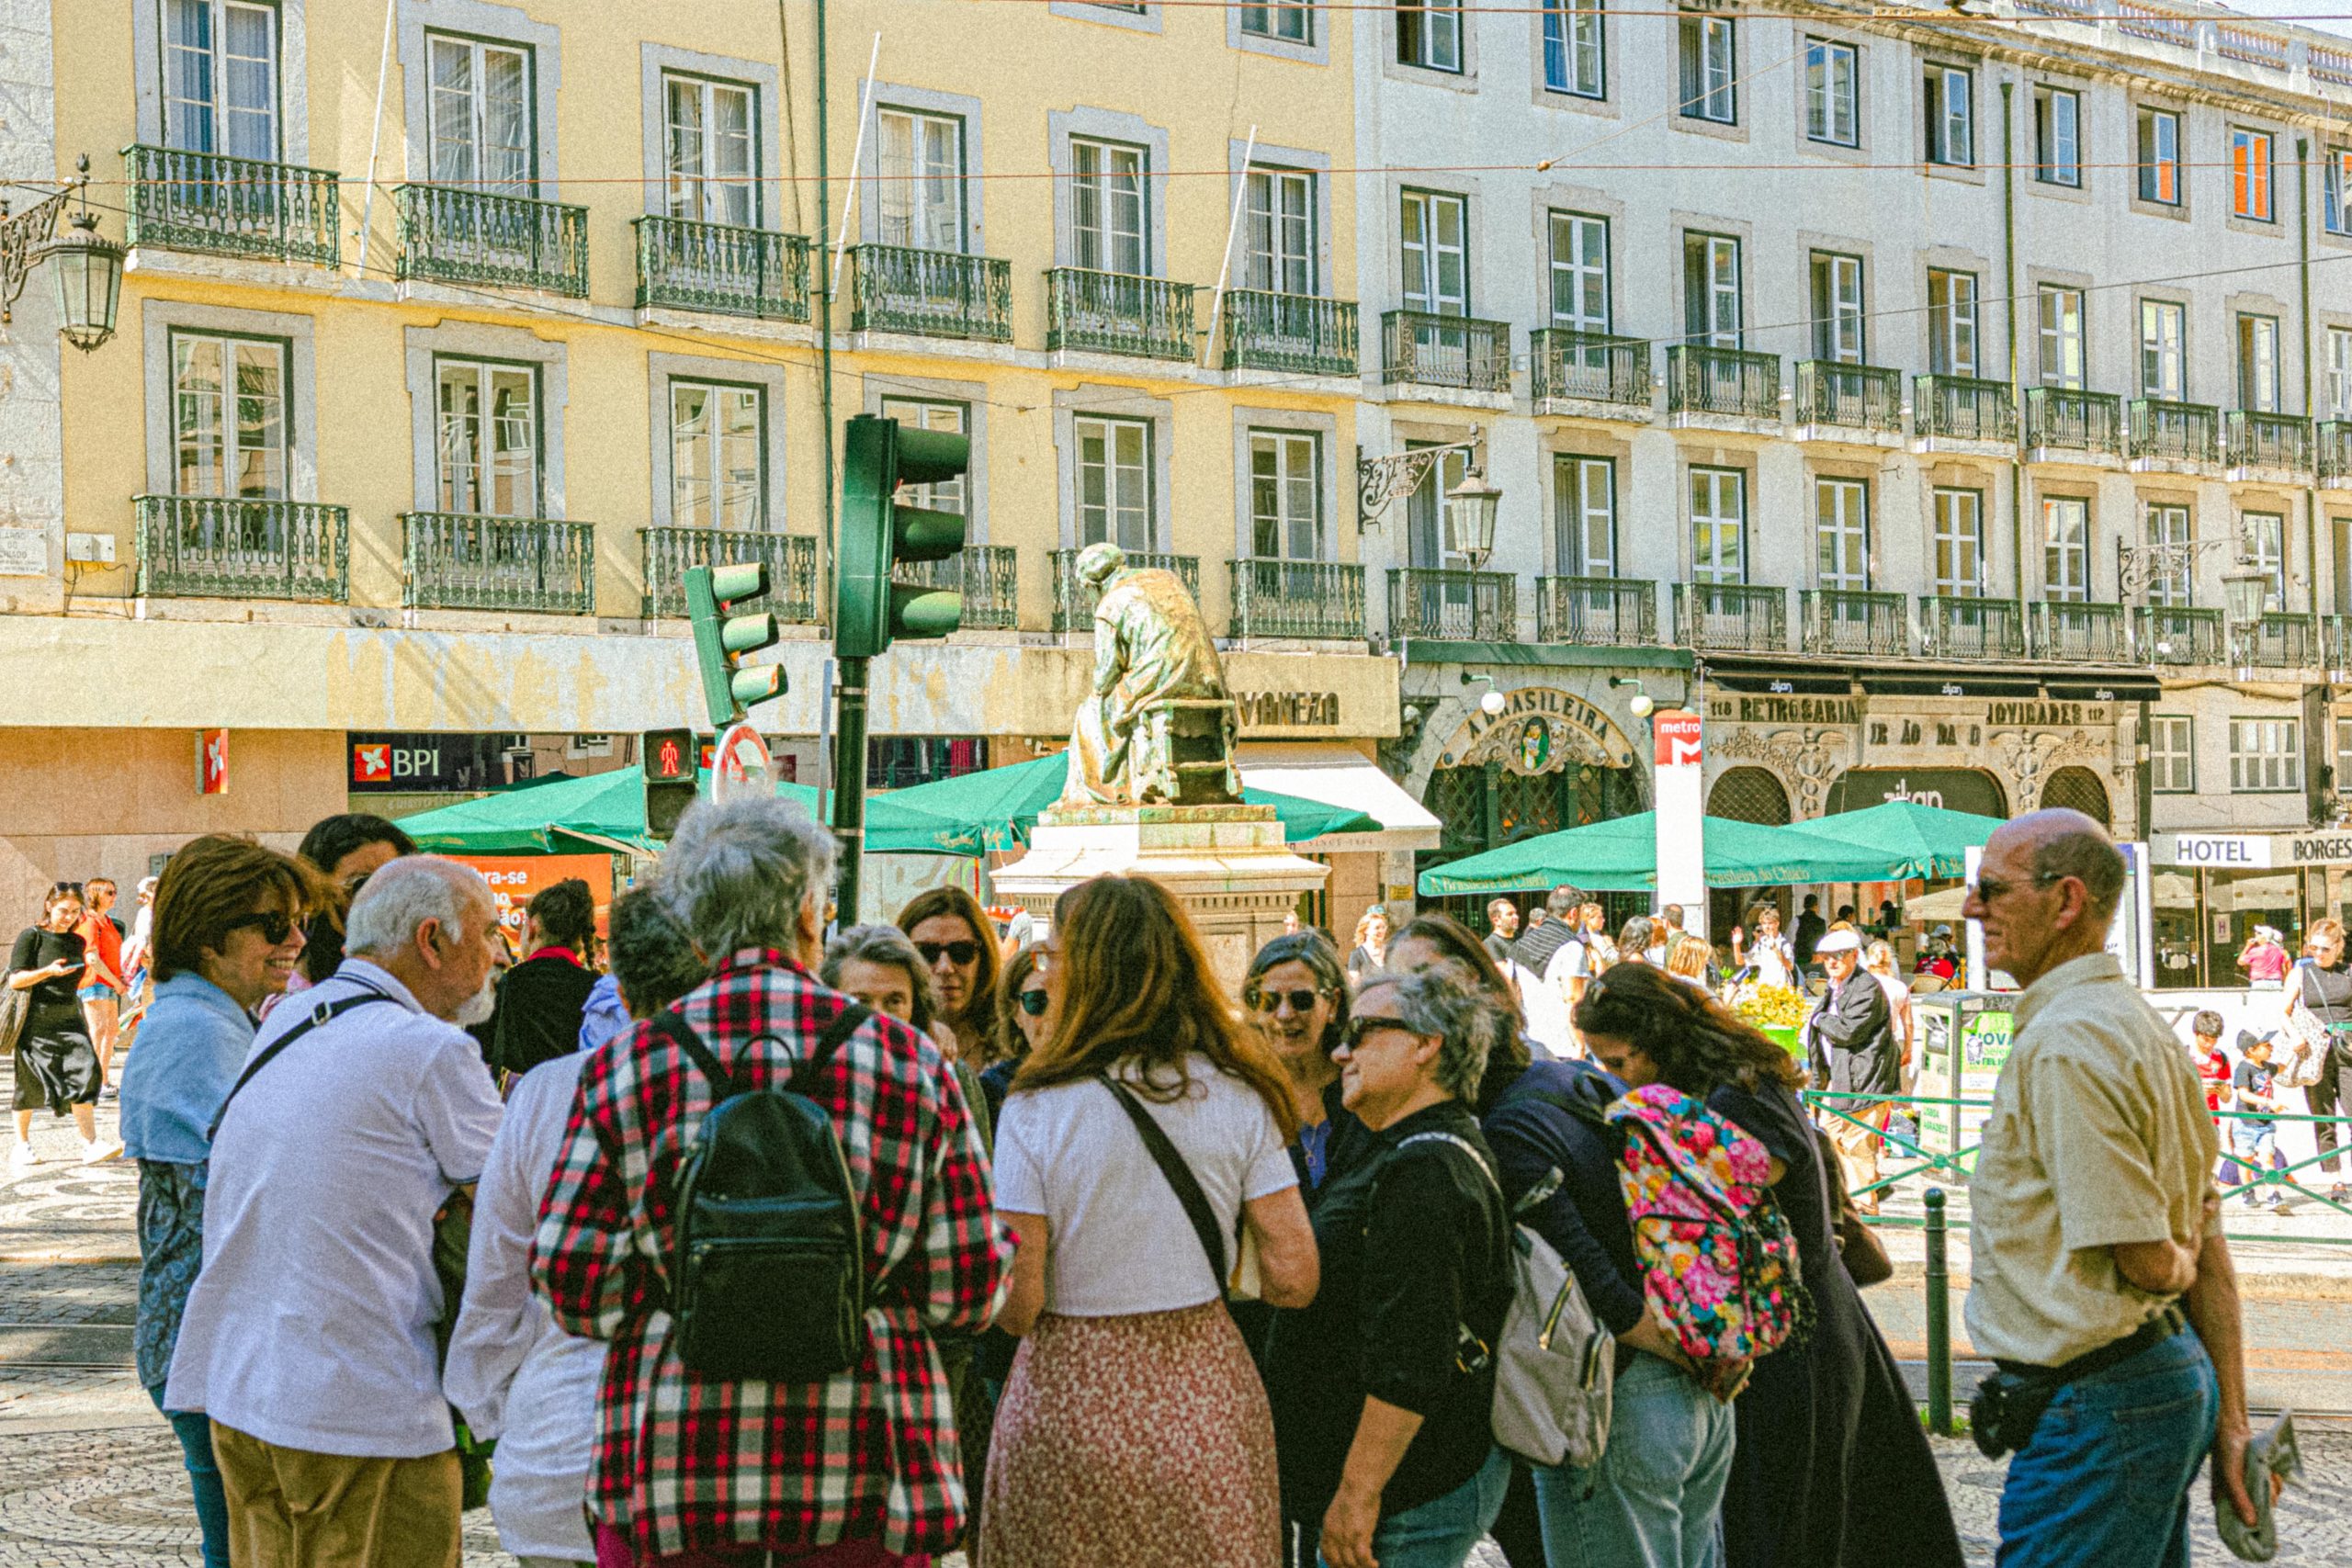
[
  {"x1": 2278, "y1": 968, "x2": 2328, "y2": 1089},
  {"x1": 1096, "y1": 1073, "x2": 1255, "y2": 1302}
]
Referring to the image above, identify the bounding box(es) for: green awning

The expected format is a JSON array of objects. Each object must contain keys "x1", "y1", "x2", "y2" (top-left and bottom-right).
[
  {"x1": 397, "y1": 766, "x2": 821, "y2": 856},
  {"x1": 1777, "y1": 799, "x2": 2003, "y2": 882},
  {"x1": 1416, "y1": 812, "x2": 1897, "y2": 897}
]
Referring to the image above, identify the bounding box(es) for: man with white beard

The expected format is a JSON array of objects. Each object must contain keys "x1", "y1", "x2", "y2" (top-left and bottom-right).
[{"x1": 165, "y1": 855, "x2": 506, "y2": 1567}]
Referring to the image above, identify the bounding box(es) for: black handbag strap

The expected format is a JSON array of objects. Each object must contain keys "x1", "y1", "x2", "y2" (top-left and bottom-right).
[
  {"x1": 207, "y1": 986, "x2": 396, "y2": 1142},
  {"x1": 657, "y1": 1000, "x2": 873, "y2": 1102},
  {"x1": 1097, "y1": 1073, "x2": 1227, "y2": 1297}
]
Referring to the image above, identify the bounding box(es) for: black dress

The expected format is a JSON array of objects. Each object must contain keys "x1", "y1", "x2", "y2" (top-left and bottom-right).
[
  {"x1": 9, "y1": 927, "x2": 98, "y2": 1113},
  {"x1": 1710, "y1": 1077, "x2": 1962, "y2": 1568}
]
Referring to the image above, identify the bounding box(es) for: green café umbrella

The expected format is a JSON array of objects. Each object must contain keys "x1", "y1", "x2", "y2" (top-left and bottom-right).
[
  {"x1": 1779, "y1": 798, "x2": 2004, "y2": 882},
  {"x1": 1416, "y1": 811, "x2": 1895, "y2": 897},
  {"x1": 398, "y1": 765, "x2": 821, "y2": 856}
]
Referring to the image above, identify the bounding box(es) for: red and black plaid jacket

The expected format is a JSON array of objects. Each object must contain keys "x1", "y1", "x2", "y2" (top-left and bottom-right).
[{"x1": 532, "y1": 949, "x2": 1010, "y2": 1559}]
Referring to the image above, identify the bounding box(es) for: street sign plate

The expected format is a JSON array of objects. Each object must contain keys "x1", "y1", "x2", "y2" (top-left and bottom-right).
[{"x1": 713, "y1": 722, "x2": 773, "y2": 804}]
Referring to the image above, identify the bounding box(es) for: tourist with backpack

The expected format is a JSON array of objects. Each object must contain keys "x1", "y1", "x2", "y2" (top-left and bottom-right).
[
  {"x1": 1265, "y1": 968, "x2": 1514, "y2": 1568},
  {"x1": 532, "y1": 799, "x2": 1009, "y2": 1567}
]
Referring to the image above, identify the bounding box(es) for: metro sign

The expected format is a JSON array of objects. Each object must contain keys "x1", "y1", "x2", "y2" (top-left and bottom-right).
[{"x1": 1653, "y1": 709, "x2": 1703, "y2": 768}]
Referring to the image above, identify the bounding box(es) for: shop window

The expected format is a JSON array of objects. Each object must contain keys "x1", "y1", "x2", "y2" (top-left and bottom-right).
[
  {"x1": 1707, "y1": 765, "x2": 1791, "y2": 825},
  {"x1": 2041, "y1": 766, "x2": 2109, "y2": 826}
]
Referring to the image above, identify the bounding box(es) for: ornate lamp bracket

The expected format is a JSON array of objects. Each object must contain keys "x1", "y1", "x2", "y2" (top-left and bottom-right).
[
  {"x1": 0, "y1": 166, "x2": 79, "y2": 325},
  {"x1": 1355, "y1": 437, "x2": 1482, "y2": 529}
]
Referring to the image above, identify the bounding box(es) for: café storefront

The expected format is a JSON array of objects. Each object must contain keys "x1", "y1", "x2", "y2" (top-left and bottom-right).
[{"x1": 2148, "y1": 829, "x2": 2352, "y2": 988}]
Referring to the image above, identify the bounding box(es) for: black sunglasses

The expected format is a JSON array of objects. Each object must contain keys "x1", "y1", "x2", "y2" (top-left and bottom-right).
[
  {"x1": 1340, "y1": 1016, "x2": 1416, "y2": 1051},
  {"x1": 1016, "y1": 987, "x2": 1050, "y2": 1017},
  {"x1": 1250, "y1": 987, "x2": 1324, "y2": 1014},
  {"x1": 1967, "y1": 872, "x2": 2063, "y2": 905},
  {"x1": 225, "y1": 909, "x2": 299, "y2": 945},
  {"x1": 916, "y1": 939, "x2": 981, "y2": 967}
]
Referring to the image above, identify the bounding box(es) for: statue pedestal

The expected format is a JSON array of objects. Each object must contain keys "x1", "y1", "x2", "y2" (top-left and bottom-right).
[{"x1": 991, "y1": 804, "x2": 1329, "y2": 992}]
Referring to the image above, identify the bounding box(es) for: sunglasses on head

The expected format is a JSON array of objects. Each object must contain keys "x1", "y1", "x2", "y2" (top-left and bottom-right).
[
  {"x1": 916, "y1": 939, "x2": 981, "y2": 967},
  {"x1": 226, "y1": 909, "x2": 298, "y2": 945},
  {"x1": 1250, "y1": 987, "x2": 1324, "y2": 1014},
  {"x1": 1016, "y1": 987, "x2": 1050, "y2": 1017}
]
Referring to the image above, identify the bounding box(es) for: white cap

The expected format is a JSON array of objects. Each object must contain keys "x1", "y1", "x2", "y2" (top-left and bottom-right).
[{"x1": 1815, "y1": 930, "x2": 1863, "y2": 956}]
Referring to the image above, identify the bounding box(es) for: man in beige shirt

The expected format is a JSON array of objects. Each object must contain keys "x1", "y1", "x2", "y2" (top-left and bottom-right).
[{"x1": 1962, "y1": 809, "x2": 2265, "y2": 1565}]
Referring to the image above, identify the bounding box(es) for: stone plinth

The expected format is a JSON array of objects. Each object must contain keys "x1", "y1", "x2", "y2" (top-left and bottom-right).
[{"x1": 990, "y1": 804, "x2": 1329, "y2": 991}]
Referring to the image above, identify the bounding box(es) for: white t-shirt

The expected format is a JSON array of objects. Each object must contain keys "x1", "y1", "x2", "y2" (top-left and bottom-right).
[
  {"x1": 165, "y1": 960, "x2": 506, "y2": 1458},
  {"x1": 1524, "y1": 942, "x2": 1584, "y2": 1054},
  {"x1": 993, "y1": 1055, "x2": 1296, "y2": 1316},
  {"x1": 1749, "y1": 935, "x2": 1796, "y2": 990}
]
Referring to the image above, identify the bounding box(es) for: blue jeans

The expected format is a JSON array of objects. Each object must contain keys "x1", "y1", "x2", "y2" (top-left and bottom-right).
[
  {"x1": 2232, "y1": 1124, "x2": 2280, "y2": 1199},
  {"x1": 1996, "y1": 1325, "x2": 2220, "y2": 1568},
  {"x1": 1532, "y1": 1351, "x2": 1732, "y2": 1568},
  {"x1": 148, "y1": 1382, "x2": 230, "y2": 1568},
  {"x1": 1322, "y1": 1446, "x2": 1510, "y2": 1568}
]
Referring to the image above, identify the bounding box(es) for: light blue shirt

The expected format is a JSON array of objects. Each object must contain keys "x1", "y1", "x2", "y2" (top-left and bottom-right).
[
  {"x1": 119, "y1": 972, "x2": 256, "y2": 1165},
  {"x1": 576, "y1": 972, "x2": 629, "y2": 1053}
]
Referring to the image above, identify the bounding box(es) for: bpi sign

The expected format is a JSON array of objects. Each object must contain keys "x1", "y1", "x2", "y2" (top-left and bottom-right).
[
  {"x1": 1654, "y1": 710, "x2": 1703, "y2": 768},
  {"x1": 351, "y1": 741, "x2": 447, "y2": 785}
]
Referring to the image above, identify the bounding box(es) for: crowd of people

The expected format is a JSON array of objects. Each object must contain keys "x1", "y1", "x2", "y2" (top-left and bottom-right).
[{"x1": 3, "y1": 801, "x2": 2281, "y2": 1568}]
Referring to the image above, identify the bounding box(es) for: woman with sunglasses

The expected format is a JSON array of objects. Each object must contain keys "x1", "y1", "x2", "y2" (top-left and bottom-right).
[
  {"x1": 9, "y1": 885, "x2": 117, "y2": 1168},
  {"x1": 116, "y1": 835, "x2": 319, "y2": 1568},
  {"x1": 983, "y1": 945, "x2": 1052, "y2": 1123},
  {"x1": 898, "y1": 885, "x2": 1001, "y2": 1063},
  {"x1": 291, "y1": 813, "x2": 415, "y2": 988},
  {"x1": 1244, "y1": 931, "x2": 1358, "y2": 1196}
]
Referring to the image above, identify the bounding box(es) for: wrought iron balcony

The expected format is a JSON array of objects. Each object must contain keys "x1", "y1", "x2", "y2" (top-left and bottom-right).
[
  {"x1": 1799, "y1": 589, "x2": 1908, "y2": 656},
  {"x1": 1535, "y1": 576, "x2": 1656, "y2": 646},
  {"x1": 2135, "y1": 604, "x2": 2224, "y2": 665},
  {"x1": 895, "y1": 545, "x2": 1018, "y2": 630},
  {"x1": 1792, "y1": 362, "x2": 1902, "y2": 433},
  {"x1": 1387, "y1": 568, "x2": 1517, "y2": 641},
  {"x1": 1381, "y1": 310, "x2": 1511, "y2": 393},
  {"x1": 2246, "y1": 611, "x2": 2317, "y2": 669},
  {"x1": 1045, "y1": 269, "x2": 1195, "y2": 360},
  {"x1": 395, "y1": 185, "x2": 588, "y2": 296},
  {"x1": 634, "y1": 216, "x2": 810, "y2": 321},
  {"x1": 1914, "y1": 376, "x2": 2018, "y2": 444},
  {"x1": 1053, "y1": 549, "x2": 1199, "y2": 633},
  {"x1": 639, "y1": 527, "x2": 818, "y2": 622},
  {"x1": 1228, "y1": 558, "x2": 1365, "y2": 640},
  {"x1": 850, "y1": 244, "x2": 1013, "y2": 342},
  {"x1": 1918, "y1": 595, "x2": 2027, "y2": 660},
  {"x1": 1672, "y1": 581, "x2": 1786, "y2": 652},
  {"x1": 2225, "y1": 411, "x2": 2312, "y2": 473},
  {"x1": 2023, "y1": 388, "x2": 2124, "y2": 456},
  {"x1": 2127, "y1": 398, "x2": 2221, "y2": 465},
  {"x1": 1218, "y1": 290, "x2": 1357, "y2": 377},
  {"x1": 1665, "y1": 345, "x2": 1781, "y2": 422},
  {"x1": 2030, "y1": 600, "x2": 2130, "y2": 662},
  {"x1": 2326, "y1": 613, "x2": 2352, "y2": 670},
  {"x1": 122, "y1": 145, "x2": 339, "y2": 267},
  {"x1": 1530, "y1": 330, "x2": 1651, "y2": 412},
  {"x1": 2320, "y1": 421, "x2": 2352, "y2": 485},
  {"x1": 403, "y1": 513, "x2": 594, "y2": 614},
  {"x1": 133, "y1": 495, "x2": 348, "y2": 603}
]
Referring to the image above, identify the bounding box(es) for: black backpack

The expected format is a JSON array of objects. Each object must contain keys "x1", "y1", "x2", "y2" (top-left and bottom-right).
[{"x1": 658, "y1": 1002, "x2": 872, "y2": 1382}]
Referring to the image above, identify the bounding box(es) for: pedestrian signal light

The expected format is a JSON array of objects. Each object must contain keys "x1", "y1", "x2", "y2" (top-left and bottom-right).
[
  {"x1": 684, "y1": 561, "x2": 785, "y2": 728},
  {"x1": 642, "y1": 726, "x2": 697, "y2": 840},
  {"x1": 836, "y1": 413, "x2": 968, "y2": 660}
]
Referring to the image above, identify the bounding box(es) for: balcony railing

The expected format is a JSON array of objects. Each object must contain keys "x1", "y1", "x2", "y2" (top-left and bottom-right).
[
  {"x1": 1792, "y1": 362, "x2": 1902, "y2": 433},
  {"x1": 896, "y1": 545, "x2": 1018, "y2": 630},
  {"x1": 1218, "y1": 290, "x2": 1357, "y2": 377},
  {"x1": 1918, "y1": 595, "x2": 2027, "y2": 660},
  {"x1": 1381, "y1": 310, "x2": 1512, "y2": 392},
  {"x1": 2225, "y1": 411, "x2": 2312, "y2": 473},
  {"x1": 1535, "y1": 576, "x2": 1656, "y2": 646},
  {"x1": 850, "y1": 244, "x2": 1013, "y2": 342},
  {"x1": 395, "y1": 185, "x2": 588, "y2": 296},
  {"x1": 133, "y1": 495, "x2": 348, "y2": 602},
  {"x1": 1052, "y1": 549, "x2": 1199, "y2": 633},
  {"x1": 1044, "y1": 268, "x2": 1195, "y2": 360},
  {"x1": 122, "y1": 145, "x2": 339, "y2": 266},
  {"x1": 2327, "y1": 614, "x2": 2352, "y2": 670},
  {"x1": 1799, "y1": 589, "x2": 1908, "y2": 656},
  {"x1": 1915, "y1": 376, "x2": 2018, "y2": 444},
  {"x1": 1387, "y1": 568, "x2": 1517, "y2": 640},
  {"x1": 633, "y1": 216, "x2": 811, "y2": 321},
  {"x1": 1673, "y1": 581, "x2": 1786, "y2": 651},
  {"x1": 639, "y1": 527, "x2": 818, "y2": 622},
  {"x1": 1666, "y1": 345, "x2": 1781, "y2": 422},
  {"x1": 2023, "y1": 388, "x2": 2124, "y2": 456},
  {"x1": 2320, "y1": 421, "x2": 2352, "y2": 485},
  {"x1": 2136, "y1": 604, "x2": 2224, "y2": 665},
  {"x1": 2030, "y1": 600, "x2": 2130, "y2": 663},
  {"x1": 2128, "y1": 398, "x2": 2221, "y2": 465},
  {"x1": 1229, "y1": 558, "x2": 1365, "y2": 640},
  {"x1": 403, "y1": 513, "x2": 594, "y2": 614},
  {"x1": 1530, "y1": 330, "x2": 1651, "y2": 411},
  {"x1": 2247, "y1": 611, "x2": 2317, "y2": 669}
]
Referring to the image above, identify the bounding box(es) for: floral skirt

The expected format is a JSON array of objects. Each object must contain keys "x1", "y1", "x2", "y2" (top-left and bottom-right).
[{"x1": 980, "y1": 1303, "x2": 1279, "y2": 1568}]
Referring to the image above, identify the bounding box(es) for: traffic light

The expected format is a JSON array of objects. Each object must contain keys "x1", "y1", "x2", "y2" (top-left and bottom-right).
[
  {"x1": 684, "y1": 562, "x2": 784, "y2": 729},
  {"x1": 642, "y1": 726, "x2": 696, "y2": 840},
  {"x1": 836, "y1": 413, "x2": 968, "y2": 660}
]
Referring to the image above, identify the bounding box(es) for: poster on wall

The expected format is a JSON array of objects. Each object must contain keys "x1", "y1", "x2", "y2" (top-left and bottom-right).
[{"x1": 449, "y1": 853, "x2": 616, "y2": 948}]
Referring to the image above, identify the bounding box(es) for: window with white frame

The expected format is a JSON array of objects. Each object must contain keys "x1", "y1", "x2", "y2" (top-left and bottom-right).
[
  {"x1": 1924, "y1": 64, "x2": 1973, "y2": 166},
  {"x1": 1683, "y1": 231, "x2": 1740, "y2": 346},
  {"x1": 1815, "y1": 477, "x2": 1869, "y2": 589},
  {"x1": 1690, "y1": 467, "x2": 1746, "y2": 583},
  {"x1": 1240, "y1": 0, "x2": 1311, "y2": 42},
  {"x1": 164, "y1": 0, "x2": 277, "y2": 159},
  {"x1": 435, "y1": 358, "x2": 539, "y2": 518},
  {"x1": 2329, "y1": 327, "x2": 2352, "y2": 421},
  {"x1": 427, "y1": 34, "x2": 533, "y2": 196},
  {"x1": 2151, "y1": 715, "x2": 2195, "y2": 793},
  {"x1": 2038, "y1": 286, "x2": 2085, "y2": 389},
  {"x1": 1075, "y1": 414, "x2": 1151, "y2": 550},
  {"x1": 878, "y1": 397, "x2": 967, "y2": 514},
  {"x1": 2147, "y1": 502, "x2": 2191, "y2": 605},
  {"x1": 2337, "y1": 718, "x2": 2352, "y2": 799},
  {"x1": 1556, "y1": 455, "x2": 1615, "y2": 576},
  {"x1": 2032, "y1": 85, "x2": 2080, "y2": 186},
  {"x1": 670, "y1": 380, "x2": 763, "y2": 530},
  {"x1": 1544, "y1": 0, "x2": 1604, "y2": 97},
  {"x1": 2042, "y1": 496, "x2": 2090, "y2": 601},
  {"x1": 1678, "y1": 10, "x2": 1735, "y2": 123},
  {"x1": 1070, "y1": 139, "x2": 1147, "y2": 275},
  {"x1": 663, "y1": 74, "x2": 756, "y2": 228},
  {"x1": 172, "y1": 331, "x2": 287, "y2": 499},
  {"x1": 2238, "y1": 314, "x2": 2281, "y2": 413},
  {"x1": 1397, "y1": 0, "x2": 1463, "y2": 71},
  {"x1": 2230, "y1": 716, "x2": 2301, "y2": 793},
  {"x1": 1810, "y1": 252, "x2": 1864, "y2": 364},
  {"x1": 1928, "y1": 269, "x2": 1978, "y2": 377},
  {"x1": 1243, "y1": 168, "x2": 1315, "y2": 295},
  {"x1": 1406, "y1": 446, "x2": 1468, "y2": 569},
  {"x1": 1251, "y1": 429, "x2": 1322, "y2": 559},
  {"x1": 2246, "y1": 511, "x2": 2286, "y2": 610},
  {"x1": 2137, "y1": 107, "x2": 2181, "y2": 205},
  {"x1": 1804, "y1": 39, "x2": 1857, "y2": 147},
  {"x1": 2328, "y1": 148, "x2": 2352, "y2": 236},
  {"x1": 1400, "y1": 190, "x2": 1469, "y2": 316},
  {"x1": 1932, "y1": 487, "x2": 1984, "y2": 597},
  {"x1": 1549, "y1": 212, "x2": 1609, "y2": 333},
  {"x1": 2231, "y1": 127, "x2": 2274, "y2": 221},
  {"x1": 876, "y1": 107, "x2": 964, "y2": 252},
  {"x1": 2141, "y1": 299, "x2": 2186, "y2": 399}
]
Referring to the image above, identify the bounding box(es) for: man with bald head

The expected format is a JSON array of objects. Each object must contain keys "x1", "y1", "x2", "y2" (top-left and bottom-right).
[{"x1": 1961, "y1": 810, "x2": 2265, "y2": 1564}]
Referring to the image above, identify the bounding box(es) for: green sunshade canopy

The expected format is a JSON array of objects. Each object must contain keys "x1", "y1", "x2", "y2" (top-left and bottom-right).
[
  {"x1": 397, "y1": 766, "x2": 820, "y2": 857},
  {"x1": 1778, "y1": 799, "x2": 2004, "y2": 883},
  {"x1": 1416, "y1": 811, "x2": 1898, "y2": 897}
]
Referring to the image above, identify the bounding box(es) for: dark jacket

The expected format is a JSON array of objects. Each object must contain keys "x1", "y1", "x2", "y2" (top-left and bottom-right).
[
  {"x1": 1793, "y1": 910, "x2": 1827, "y2": 971},
  {"x1": 1807, "y1": 971, "x2": 1899, "y2": 1095},
  {"x1": 481, "y1": 952, "x2": 603, "y2": 1078},
  {"x1": 1480, "y1": 1058, "x2": 1645, "y2": 1336}
]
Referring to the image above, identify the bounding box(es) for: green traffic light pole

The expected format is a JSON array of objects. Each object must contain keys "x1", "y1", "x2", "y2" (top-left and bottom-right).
[{"x1": 832, "y1": 653, "x2": 870, "y2": 924}]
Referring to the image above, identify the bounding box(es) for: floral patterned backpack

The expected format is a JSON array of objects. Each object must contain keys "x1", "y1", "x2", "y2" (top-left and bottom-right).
[{"x1": 1605, "y1": 1082, "x2": 1810, "y2": 1366}]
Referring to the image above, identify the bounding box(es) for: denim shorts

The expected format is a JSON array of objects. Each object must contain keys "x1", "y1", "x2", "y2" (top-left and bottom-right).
[{"x1": 75, "y1": 983, "x2": 118, "y2": 1004}]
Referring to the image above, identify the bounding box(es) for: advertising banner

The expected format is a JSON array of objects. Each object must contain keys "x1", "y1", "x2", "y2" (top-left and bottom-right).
[{"x1": 448, "y1": 853, "x2": 616, "y2": 947}]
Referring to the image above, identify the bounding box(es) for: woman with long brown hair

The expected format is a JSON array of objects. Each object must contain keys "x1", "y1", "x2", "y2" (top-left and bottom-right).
[
  {"x1": 984, "y1": 874, "x2": 1319, "y2": 1568},
  {"x1": 897, "y1": 885, "x2": 1001, "y2": 1061}
]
